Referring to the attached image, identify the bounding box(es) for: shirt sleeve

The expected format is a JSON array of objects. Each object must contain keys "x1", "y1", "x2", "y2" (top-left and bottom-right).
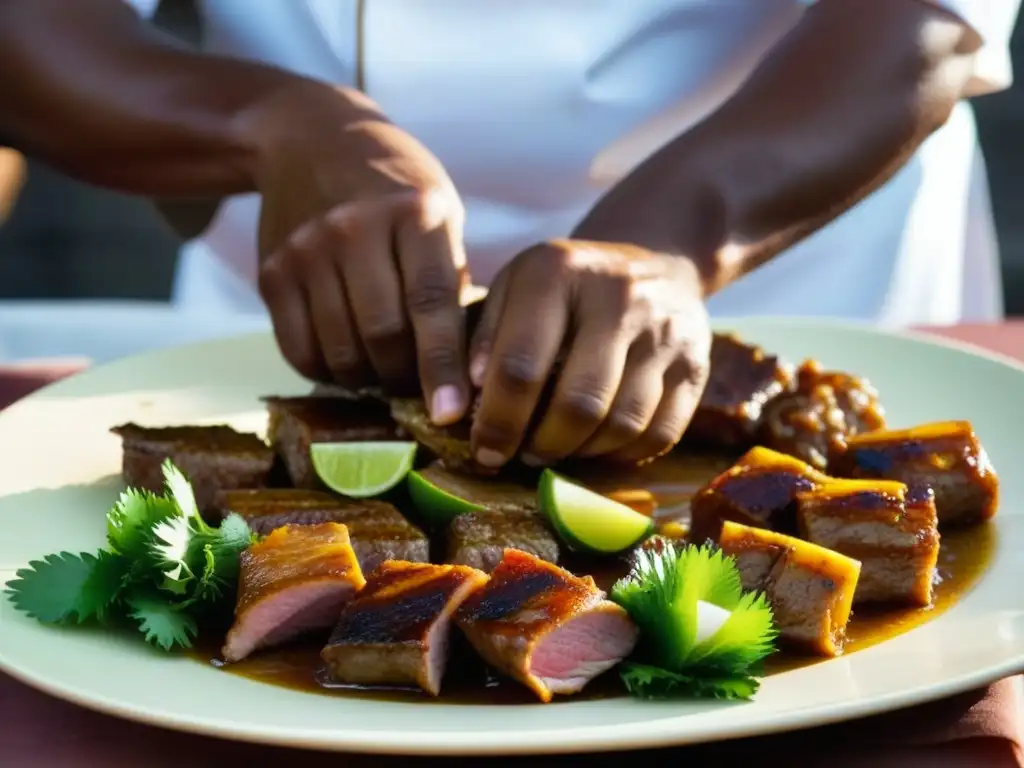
[{"x1": 928, "y1": 0, "x2": 1021, "y2": 94}]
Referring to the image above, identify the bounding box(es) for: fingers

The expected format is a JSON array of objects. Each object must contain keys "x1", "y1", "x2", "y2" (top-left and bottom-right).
[
  {"x1": 521, "y1": 320, "x2": 631, "y2": 465},
  {"x1": 327, "y1": 203, "x2": 417, "y2": 394},
  {"x1": 470, "y1": 255, "x2": 569, "y2": 468},
  {"x1": 395, "y1": 191, "x2": 471, "y2": 425},
  {"x1": 573, "y1": 337, "x2": 665, "y2": 459},
  {"x1": 606, "y1": 356, "x2": 707, "y2": 464},
  {"x1": 467, "y1": 269, "x2": 509, "y2": 388}
]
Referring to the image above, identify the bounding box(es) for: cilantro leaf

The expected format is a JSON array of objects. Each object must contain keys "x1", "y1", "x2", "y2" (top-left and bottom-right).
[
  {"x1": 126, "y1": 590, "x2": 198, "y2": 651},
  {"x1": 162, "y1": 459, "x2": 199, "y2": 520},
  {"x1": 4, "y1": 551, "x2": 123, "y2": 624},
  {"x1": 620, "y1": 662, "x2": 761, "y2": 701},
  {"x1": 106, "y1": 487, "x2": 177, "y2": 560}
]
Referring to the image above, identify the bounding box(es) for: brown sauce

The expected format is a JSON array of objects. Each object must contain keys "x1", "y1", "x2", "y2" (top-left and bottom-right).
[{"x1": 187, "y1": 451, "x2": 996, "y2": 703}]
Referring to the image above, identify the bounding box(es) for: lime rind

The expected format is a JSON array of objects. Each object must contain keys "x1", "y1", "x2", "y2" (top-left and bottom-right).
[
  {"x1": 538, "y1": 469, "x2": 655, "y2": 554},
  {"x1": 309, "y1": 441, "x2": 418, "y2": 498},
  {"x1": 406, "y1": 471, "x2": 485, "y2": 525}
]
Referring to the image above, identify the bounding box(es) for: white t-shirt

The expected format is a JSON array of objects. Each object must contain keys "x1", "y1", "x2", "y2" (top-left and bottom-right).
[{"x1": 128, "y1": 0, "x2": 1020, "y2": 327}]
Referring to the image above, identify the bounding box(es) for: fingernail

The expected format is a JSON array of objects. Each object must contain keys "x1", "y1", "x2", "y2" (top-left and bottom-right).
[
  {"x1": 470, "y1": 354, "x2": 489, "y2": 387},
  {"x1": 475, "y1": 448, "x2": 506, "y2": 468},
  {"x1": 521, "y1": 453, "x2": 546, "y2": 467},
  {"x1": 430, "y1": 385, "x2": 463, "y2": 425}
]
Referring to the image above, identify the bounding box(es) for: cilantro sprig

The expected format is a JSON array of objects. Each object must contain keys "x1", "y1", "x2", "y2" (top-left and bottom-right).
[
  {"x1": 610, "y1": 539, "x2": 778, "y2": 701},
  {"x1": 4, "y1": 460, "x2": 256, "y2": 651}
]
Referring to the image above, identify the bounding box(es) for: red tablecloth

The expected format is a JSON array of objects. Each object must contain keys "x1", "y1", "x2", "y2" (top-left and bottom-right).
[{"x1": 2, "y1": 322, "x2": 1022, "y2": 768}]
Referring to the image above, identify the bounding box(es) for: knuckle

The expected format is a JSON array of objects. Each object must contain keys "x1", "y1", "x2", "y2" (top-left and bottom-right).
[
  {"x1": 472, "y1": 418, "x2": 519, "y2": 453},
  {"x1": 606, "y1": 401, "x2": 652, "y2": 441},
  {"x1": 557, "y1": 387, "x2": 610, "y2": 427},
  {"x1": 361, "y1": 315, "x2": 407, "y2": 346},
  {"x1": 497, "y1": 350, "x2": 546, "y2": 393},
  {"x1": 420, "y1": 344, "x2": 461, "y2": 378},
  {"x1": 406, "y1": 268, "x2": 459, "y2": 316}
]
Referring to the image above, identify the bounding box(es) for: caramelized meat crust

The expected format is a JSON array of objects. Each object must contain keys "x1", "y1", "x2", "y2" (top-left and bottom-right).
[{"x1": 829, "y1": 420, "x2": 998, "y2": 528}]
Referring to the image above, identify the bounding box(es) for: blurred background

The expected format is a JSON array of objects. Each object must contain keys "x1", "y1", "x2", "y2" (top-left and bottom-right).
[{"x1": 1, "y1": 0, "x2": 1023, "y2": 316}]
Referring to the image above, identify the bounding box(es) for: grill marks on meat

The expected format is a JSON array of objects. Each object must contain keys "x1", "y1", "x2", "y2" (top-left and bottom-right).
[
  {"x1": 455, "y1": 549, "x2": 638, "y2": 702},
  {"x1": 214, "y1": 489, "x2": 429, "y2": 575},
  {"x1": 265, "y1": 396, "x2": 400, "y2": 488},
  {"x1": 110, "y1": 423, "x2": 275, "y2": 518},
  {"x1": 320, "y1": 561, "x2": 488, "y2": 695},
  {"x1": 796, "y1": 480, "x2": 940, "y2": 607},
  {"x1": 759, "y1": 360, "x2": 887, "y2": 470},
  {"x1": 717, "y1": 521, "x2": 861, "y2": 657},
  {"x1": 222, "y1": 523, "x2": 365, "y2": 663},
  {"x1": 830, "y1": 420, "x2": 999, "y2": 528},
  {"x1": 682, "y1": 333, "x2": 794, "y2": 450},
  {"x1": 689, "y1": 447, "x2": 830, "y2": 545}
]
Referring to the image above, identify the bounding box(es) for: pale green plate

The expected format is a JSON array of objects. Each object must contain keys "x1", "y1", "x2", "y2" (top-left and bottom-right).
[{"x1": 1, "y1": 318, "x2": 1022, "y2": 755}]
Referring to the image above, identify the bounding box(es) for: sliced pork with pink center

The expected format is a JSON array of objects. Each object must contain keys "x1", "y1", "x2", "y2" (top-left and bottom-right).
[
  {"x1": 320, "y1": 561, "x2": 488, "y2": 696},
  {"x1": 221, "y1": 522, "x2": 365, "y2": 663},
  {"x1": 454, "y1": 548, "x2": 639, "y2": 702}
]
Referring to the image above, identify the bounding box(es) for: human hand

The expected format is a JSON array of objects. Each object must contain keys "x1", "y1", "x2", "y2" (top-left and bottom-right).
[
  {"x1": 247, "y1": 84, "x2": 471, "y2": 424},
  {"x1": 467, "y1": 239, "x2": 711, "y2": 468}
]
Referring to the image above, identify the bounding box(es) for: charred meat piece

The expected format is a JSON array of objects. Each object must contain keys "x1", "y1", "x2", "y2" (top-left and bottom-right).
[
  {"x1": 222, "y1": 522, "x2": 365, "y2": 663},
  {"x1": 717, "y1": 521, "x2": 861, "y2": 657},
  {"x1": 320, "y1": 561, "x2": 488, "y2": 695},
  {"x1": 759, "y1": 360, "x2": 887, "y2": 470},
  {"x1": 389, "y1": 398, "x2": 489, "y2": 475},
  {"x1": 264, "y1": 396, "x2": 401, "y2": 489},
  {"x1": 454, "y1": 549, "x2": 639, "y2": 702},
  {"x1": 215, "y1": 489, "x2": 429, "y2": 575},
  {"x1": 446, "y1": 509, "x2": 560, "y2": 572},
  {"x1": 829, "y1": 420, "x2": 998, "y2": 527},
  {"x1": 681, "y1": 333, "x2": 794, "y2": 450},
  {"x1": 796, "y1": 479, "x2": 939, "y2": 607},
  {"x1": 110, "y1": 423, "x2": 275, "y2": 518},
  {"x1": 689, "y1": 446, "x2": 830, "y2": 545}
]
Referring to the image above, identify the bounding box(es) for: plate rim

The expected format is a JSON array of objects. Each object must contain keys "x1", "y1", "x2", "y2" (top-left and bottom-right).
[{"x1": 2, "y1": 315, "x2": 1022, "y2": 755}]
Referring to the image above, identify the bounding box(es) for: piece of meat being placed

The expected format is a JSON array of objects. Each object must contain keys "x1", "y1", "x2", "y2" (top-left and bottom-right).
[
  {"x1": 829, "y1": 420, "x2": 999, "y2": 528},
  {"x1": 320, "y1": 561, "x2": 488, "y2": 695},
  {"x1": 717, "y1": 521, "x2": 861, "y2": 657},
  {"x1": 264, "y1": 395, "x2": 401, "y2": 489},
  {"x1": 680, "y1": 333, "x2": 794, "y2": 451},
  {"x1": 221, "y1": 522, "x2": 365, "y2": 663},
  {"x1": 758, "y1": 359, "x2": 887, "y2": 470},
  {"x1": 446, "y1": 509, "x2": 560, "y2": 572},
  {"x1": 688, "y1": 446, "x2": 830, "y2": 545},
  {"x1": 796, "y1": 479, "x2": 939, "y2": 607},
  {"x1": 214, "y1": 489, "x2": 430, "y2": 575},
  {"x1": 454, "y1": 549, "x2": 639, "y2": 702},
  {"x1": 389, "y1": 398, "x2": 489, "y2": 475},
  {"x1": 110, "y1": 423, "x2": 275, "y2": 519}
]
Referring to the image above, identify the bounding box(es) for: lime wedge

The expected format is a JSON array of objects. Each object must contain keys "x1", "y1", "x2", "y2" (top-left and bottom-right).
[
  {"x1": 538, "y1": 469, "x2": 655, "y2": 554},
  {"x1": 407, "y1": 470, "x2": 484, "y2": 525},
  {"x1": 310, "y1": 441, "x2": 417, "y2": 498}
]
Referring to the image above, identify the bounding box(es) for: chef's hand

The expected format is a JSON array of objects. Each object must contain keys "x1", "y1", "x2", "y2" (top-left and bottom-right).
[
  {"x1": 468, "y1": 240, "x2": 711, "y2": 468},
  {"x1": 251, "y1": 87, "x2": 470, "y2": 425}
]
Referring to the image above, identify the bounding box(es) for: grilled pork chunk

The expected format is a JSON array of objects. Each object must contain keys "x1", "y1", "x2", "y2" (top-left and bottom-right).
[
  {"x1": 264, "y1": 395, "x2": 400, "y2": 488},
  {"x1": 455, "y1": 549, "x2": 638, "y2": 702},
  {"x1": 689, "y1": 447, "x2": 830, "y2": 545},
  {"x1": 446, "y1": 508, "x2": 560, "y2": 572},
  {"x1": 222, "y1": 523, "x2": 365, "y2": 663},
  {"x1": 829, "y1": 420, "x2": 999, "y2": 527},
  {"x1": 320, "y1": 561, "x2": 488, "y2": 695},
  {"x1": 796, "y1": 479, "x2": 939, "y2": 607},
  {"x1": 681, "y1": 333, "x2": 794, "y2": 451},
  {"x1": 717, "y1": 521, "x2": 861, "y2": 657},
  {"x1": 110, "y1": 423, "x2": 275, "y2": 517},
  {"x1": 759, "y1": 360, "x2": 887, "y2": 470},
  {"x1": 215, "y1": 489, "x2": 430, "y2": 575}
]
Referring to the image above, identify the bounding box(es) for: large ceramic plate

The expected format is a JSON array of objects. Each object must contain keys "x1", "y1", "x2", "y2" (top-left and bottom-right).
[{"x1": 2, "y1": 318, "x2": 1023, "y2": 755}]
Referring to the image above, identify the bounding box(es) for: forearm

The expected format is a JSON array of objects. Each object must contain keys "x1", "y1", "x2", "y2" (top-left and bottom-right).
[
  {"x1": 0, "y1": 0, "x2": 381, "y2": 197},
  {"x1": 574, "y1": 0, "x2": 982, "y2": 296}
]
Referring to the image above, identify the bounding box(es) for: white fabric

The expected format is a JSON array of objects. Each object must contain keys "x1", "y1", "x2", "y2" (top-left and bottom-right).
[{"x1": 79, "y1": 0, "x2": 1014, "y2": 361}]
